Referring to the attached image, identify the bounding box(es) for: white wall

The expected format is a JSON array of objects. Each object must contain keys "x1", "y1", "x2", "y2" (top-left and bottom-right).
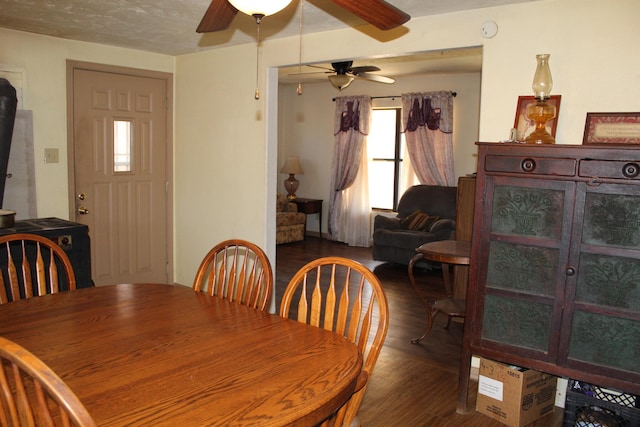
[
  {"x1": 277, "y1": 72, "x2": 482, "y2": 237},
  {"x1": 0, "y1": 28, "x2": 173, "y2": 218},
  {"x1": 476, "y1": 0, "x2": 640, "y2": 142},
  {"x1": 174, "y1": 43, "x2": 276, "y2": 283}
]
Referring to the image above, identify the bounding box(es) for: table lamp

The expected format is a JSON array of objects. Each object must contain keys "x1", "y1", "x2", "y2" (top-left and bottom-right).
[
  {"x1": 524, "y1": 54, "x2": 556, "y2": 144},
  {"x1": 280, "y1": 156, "x2": 304, "y2": 200}
]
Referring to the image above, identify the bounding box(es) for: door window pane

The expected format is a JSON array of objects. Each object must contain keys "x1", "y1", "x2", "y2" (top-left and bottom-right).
[{"x1": 114, "y1": 120, "x2": 131, "y2": 172}]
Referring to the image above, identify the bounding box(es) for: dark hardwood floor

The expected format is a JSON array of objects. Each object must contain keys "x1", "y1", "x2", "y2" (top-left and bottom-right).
[{"x1": 276, "y1": 237, "x2": 563, "y2": 427}]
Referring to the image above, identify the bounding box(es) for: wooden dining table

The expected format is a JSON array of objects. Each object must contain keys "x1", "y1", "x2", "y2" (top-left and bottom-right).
[{"x1": 0, "y1": 283, "x2": 362, "y2": 426}]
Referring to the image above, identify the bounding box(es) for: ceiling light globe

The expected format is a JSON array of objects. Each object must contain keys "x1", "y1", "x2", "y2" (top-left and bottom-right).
[
  {"x1": 229, "y1": 0, "x2": 293, "y2": 17},
  {"x1": 328, "y1": 75, "x2": 354, "y2": 91}
]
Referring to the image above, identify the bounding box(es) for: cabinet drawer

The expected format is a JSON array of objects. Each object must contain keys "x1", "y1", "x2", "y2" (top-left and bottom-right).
[
  {"x1": 485, "y1": 155, "x2": 576, "y2": 176},
  {"x1": 579, "y1": 159, "x2": 640, "y2": 180}
]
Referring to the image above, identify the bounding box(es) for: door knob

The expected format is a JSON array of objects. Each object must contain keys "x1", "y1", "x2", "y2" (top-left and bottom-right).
[{"x1": 77, "y1": 207, "x2": 89, "y2": 215}]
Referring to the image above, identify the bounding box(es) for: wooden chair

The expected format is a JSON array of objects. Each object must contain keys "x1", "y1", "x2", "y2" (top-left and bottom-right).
[
  {"x1": 193, "y1": 239, "x2": 273, "y2": 311},
  {"x1": 279, "y1": 257, "x2": 389, "y2": 427},
  {"x1": 0, "y1": 233, "x2": 77, "y2": 304},
  {"x1": 0, "y1": 336, "x2": 96, "y2": 426}
]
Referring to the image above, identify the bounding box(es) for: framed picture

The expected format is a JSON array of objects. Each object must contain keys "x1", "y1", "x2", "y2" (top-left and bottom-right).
[
  {"x1": 513, "y1": 95, "x2": 562, "y2": 141},
  {"x1": 582, "y1": 112, "x2": 640, "y2": 144}
]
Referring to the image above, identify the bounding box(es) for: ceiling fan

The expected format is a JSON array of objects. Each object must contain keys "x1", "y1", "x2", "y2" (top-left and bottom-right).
[
  {"x1": 196, "y1": 0, "x2": 411, "y2": 33},
  {"x1": 304, "y1": 61, "x2": 395, "y2": 90}
]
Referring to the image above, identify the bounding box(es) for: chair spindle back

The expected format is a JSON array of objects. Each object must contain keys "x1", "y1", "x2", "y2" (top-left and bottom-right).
[
  {"x1": 279, "y1": 256, "x2": 389, "y2": 426},
  {"x1": 193, "y1": 239, "x2": 273, "y2": 311},
  {"x1": 0, "y1": 336, "x2": 96, "y2": 426},
  {"x1": 0, "y1": 233, "x2": 76, "y2": 304}
]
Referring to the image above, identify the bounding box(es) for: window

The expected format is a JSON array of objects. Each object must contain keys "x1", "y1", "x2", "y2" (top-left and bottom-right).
[
  {"x1": 368, "y1": 108, "x2": 407, "y2": 210},
  {"x1": 113, "y1": 120, "x2": 132, "y2": 172}
]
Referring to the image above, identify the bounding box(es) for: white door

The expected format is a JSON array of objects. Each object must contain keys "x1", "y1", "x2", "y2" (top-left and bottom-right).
[{"x1": 70, "y1": 64, "x2": 172, "y2": 285}]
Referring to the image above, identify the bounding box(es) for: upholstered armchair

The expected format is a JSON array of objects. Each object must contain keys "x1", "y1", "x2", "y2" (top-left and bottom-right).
[
  {"x1": 372, "y1": 185, "x2": 457, "y2": 265},
  {"x1": 276, "y1": 195, "x2": 306, "y2": 244}
]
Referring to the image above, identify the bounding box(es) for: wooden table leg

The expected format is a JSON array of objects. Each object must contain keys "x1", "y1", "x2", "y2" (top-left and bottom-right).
[
  {"x1": 408, "y1": 253, "x2": 435, "y2": 344},
  {"x1": 456, "y1": 341, "x2": 473, "y2": 414},
  {"x1": 441, "y1": 262, "x2": 454, "y2": 298}
]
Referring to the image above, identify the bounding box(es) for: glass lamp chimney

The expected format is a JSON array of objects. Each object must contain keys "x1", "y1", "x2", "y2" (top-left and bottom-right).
[{"x1": 532, "y1": 54, "x2": 553, "y2": 101}]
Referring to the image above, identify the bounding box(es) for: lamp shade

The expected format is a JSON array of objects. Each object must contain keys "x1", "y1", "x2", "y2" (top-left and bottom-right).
[
  {"x1": 228, "y1": 0, "x2": 293, "y2": 17},
  {"x1": 280, "y1": 156, "x2": 304, "y2": 175},
  {"x1": 328, "y1": 74, "x2": 354, "y2": 91}
]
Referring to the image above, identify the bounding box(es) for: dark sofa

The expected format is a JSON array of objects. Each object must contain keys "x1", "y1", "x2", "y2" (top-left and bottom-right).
[{"x1": 372, "y1": 185, "x2": 457, "y2": 265}]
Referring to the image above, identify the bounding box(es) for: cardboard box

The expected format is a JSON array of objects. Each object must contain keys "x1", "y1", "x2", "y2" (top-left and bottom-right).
[{"x1": 476, "y1": 358, "x2": 557, "y2": 427}]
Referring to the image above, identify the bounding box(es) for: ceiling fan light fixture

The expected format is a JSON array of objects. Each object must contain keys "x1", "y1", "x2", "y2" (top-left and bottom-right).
[
  {"x1": 228, "y1": 0, "x2": 293, "y2": 17},
  {"x1": 328, "y1": 74, "x2": 354, "y2": 91}
]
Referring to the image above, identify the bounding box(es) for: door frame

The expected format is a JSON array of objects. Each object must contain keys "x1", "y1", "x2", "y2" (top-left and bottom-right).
[{"x1": 65, "y1": 60, "x2": 174, "y2": 282}]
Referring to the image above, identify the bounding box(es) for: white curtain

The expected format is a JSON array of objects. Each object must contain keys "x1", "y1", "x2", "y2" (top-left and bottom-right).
[
  {"x1": 401, "y1": 91, "x2": 455, "y2": 186},
  {"x1": 400, "y1": 141, "x2": 419, "y2": 197},
  {"x1": 328, "y1": 96, "x2": 372, "y2": 247}
]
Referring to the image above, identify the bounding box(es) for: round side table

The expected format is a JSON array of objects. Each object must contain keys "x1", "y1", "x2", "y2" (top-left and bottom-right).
[{"x1": 407, "y1": 240, "x2": 471, "y2": 344}]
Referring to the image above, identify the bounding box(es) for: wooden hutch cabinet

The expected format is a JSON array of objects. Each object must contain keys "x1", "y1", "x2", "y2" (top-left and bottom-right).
[{"x1": 457, "y1": 142, "x2": 640, "y2": 413}]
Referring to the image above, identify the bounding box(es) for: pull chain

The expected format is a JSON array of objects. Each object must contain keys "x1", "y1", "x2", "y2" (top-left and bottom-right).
[
  {"x1": 253, "y1": 15, "x2": 264, "y2": 100},
  {"x1": 296, "y1": 0, "x2": 304, "y2": 95},
  {"x1": 254, "y1": 21, "x2": 260, "y2": 100}
]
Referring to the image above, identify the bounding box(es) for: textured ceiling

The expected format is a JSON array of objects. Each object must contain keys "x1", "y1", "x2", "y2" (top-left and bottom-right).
[{"x1": 0, "y1": 0, "x2": 537, "y2": 56}]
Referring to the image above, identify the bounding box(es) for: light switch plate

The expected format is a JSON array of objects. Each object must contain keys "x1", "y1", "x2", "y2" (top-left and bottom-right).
[{"x1": 44, "y1": 148, "x2": 59, "y2": 163}]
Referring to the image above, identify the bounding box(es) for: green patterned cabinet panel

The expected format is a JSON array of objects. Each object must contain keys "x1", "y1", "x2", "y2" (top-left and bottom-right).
[
  {"x1": 460, "y1": 143, "x2": 640, "y2": 407},
  {"x1": 475, "y1": 174, "x2": 574, "y2": 363},
  {"x1": 565, "y1": 183, "x2": 640, "y2": 376},
  {"x1": 581, "y1": 190, "x2": 640, "y2": 249},
  {"x1": 491, "y1": 185, "x2": 565, "y2": 239}
]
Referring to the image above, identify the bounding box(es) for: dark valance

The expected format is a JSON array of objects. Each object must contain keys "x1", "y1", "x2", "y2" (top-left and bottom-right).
[
  {"x1": 333, "y1": 96, "x2": 371, "y2": 135},
  {"x1": 402, "y1": 91, "x2": 454, "y2": 134}
]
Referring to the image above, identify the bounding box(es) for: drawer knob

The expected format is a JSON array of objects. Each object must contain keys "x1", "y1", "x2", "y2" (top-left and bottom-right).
[
  {"x1": 622, "y1": 163, "x2": 640, "y2": 178},
  {"x1": 566, "y1": 267, "x2": 576, "y2": 276},
  {"x1": 521, "y1": 158, "x2": 536, "y2": 172}
]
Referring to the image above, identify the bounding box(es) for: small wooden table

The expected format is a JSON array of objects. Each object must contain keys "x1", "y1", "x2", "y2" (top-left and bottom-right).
[
  {"x1": 407, "y1": 240, "x2": 471, "y2": 344},
  {"x1": 293, "y1": 198, "x2": 323, "y2": 238},
  {"x1": 0, "y1": 283, "x2": 361, "y2": 426}
]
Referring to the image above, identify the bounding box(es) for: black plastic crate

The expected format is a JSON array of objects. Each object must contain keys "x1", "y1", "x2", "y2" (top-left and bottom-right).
[{"x1": 563, "y1": 380, "x2": 640, "y2": 427}]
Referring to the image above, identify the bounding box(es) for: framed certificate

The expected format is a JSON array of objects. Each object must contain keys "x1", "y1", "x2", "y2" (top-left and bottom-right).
[{"x1": 582, "y1": 112, "x2": 640, "y2": 144}]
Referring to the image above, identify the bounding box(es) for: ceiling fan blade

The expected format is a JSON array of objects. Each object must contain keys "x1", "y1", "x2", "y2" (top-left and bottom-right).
[
  {"x1": 196, "y1": 0, "x2": 238, "y2": 33},
  {"x1": 288, "y1": 71, "x2": 331, "y2": 77},
  {"x1": 355, "y1": 73, "x2": 395, "y2": 84},
  {"x1": 350, "y1": 65, "x2": 381, "y2": 73},
  {"x1": 306, "y1": 64, "x2": 336, "y2": 73},
  {"x1": 330, "y1": 0, "x2": 410, "y2": 30}
]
